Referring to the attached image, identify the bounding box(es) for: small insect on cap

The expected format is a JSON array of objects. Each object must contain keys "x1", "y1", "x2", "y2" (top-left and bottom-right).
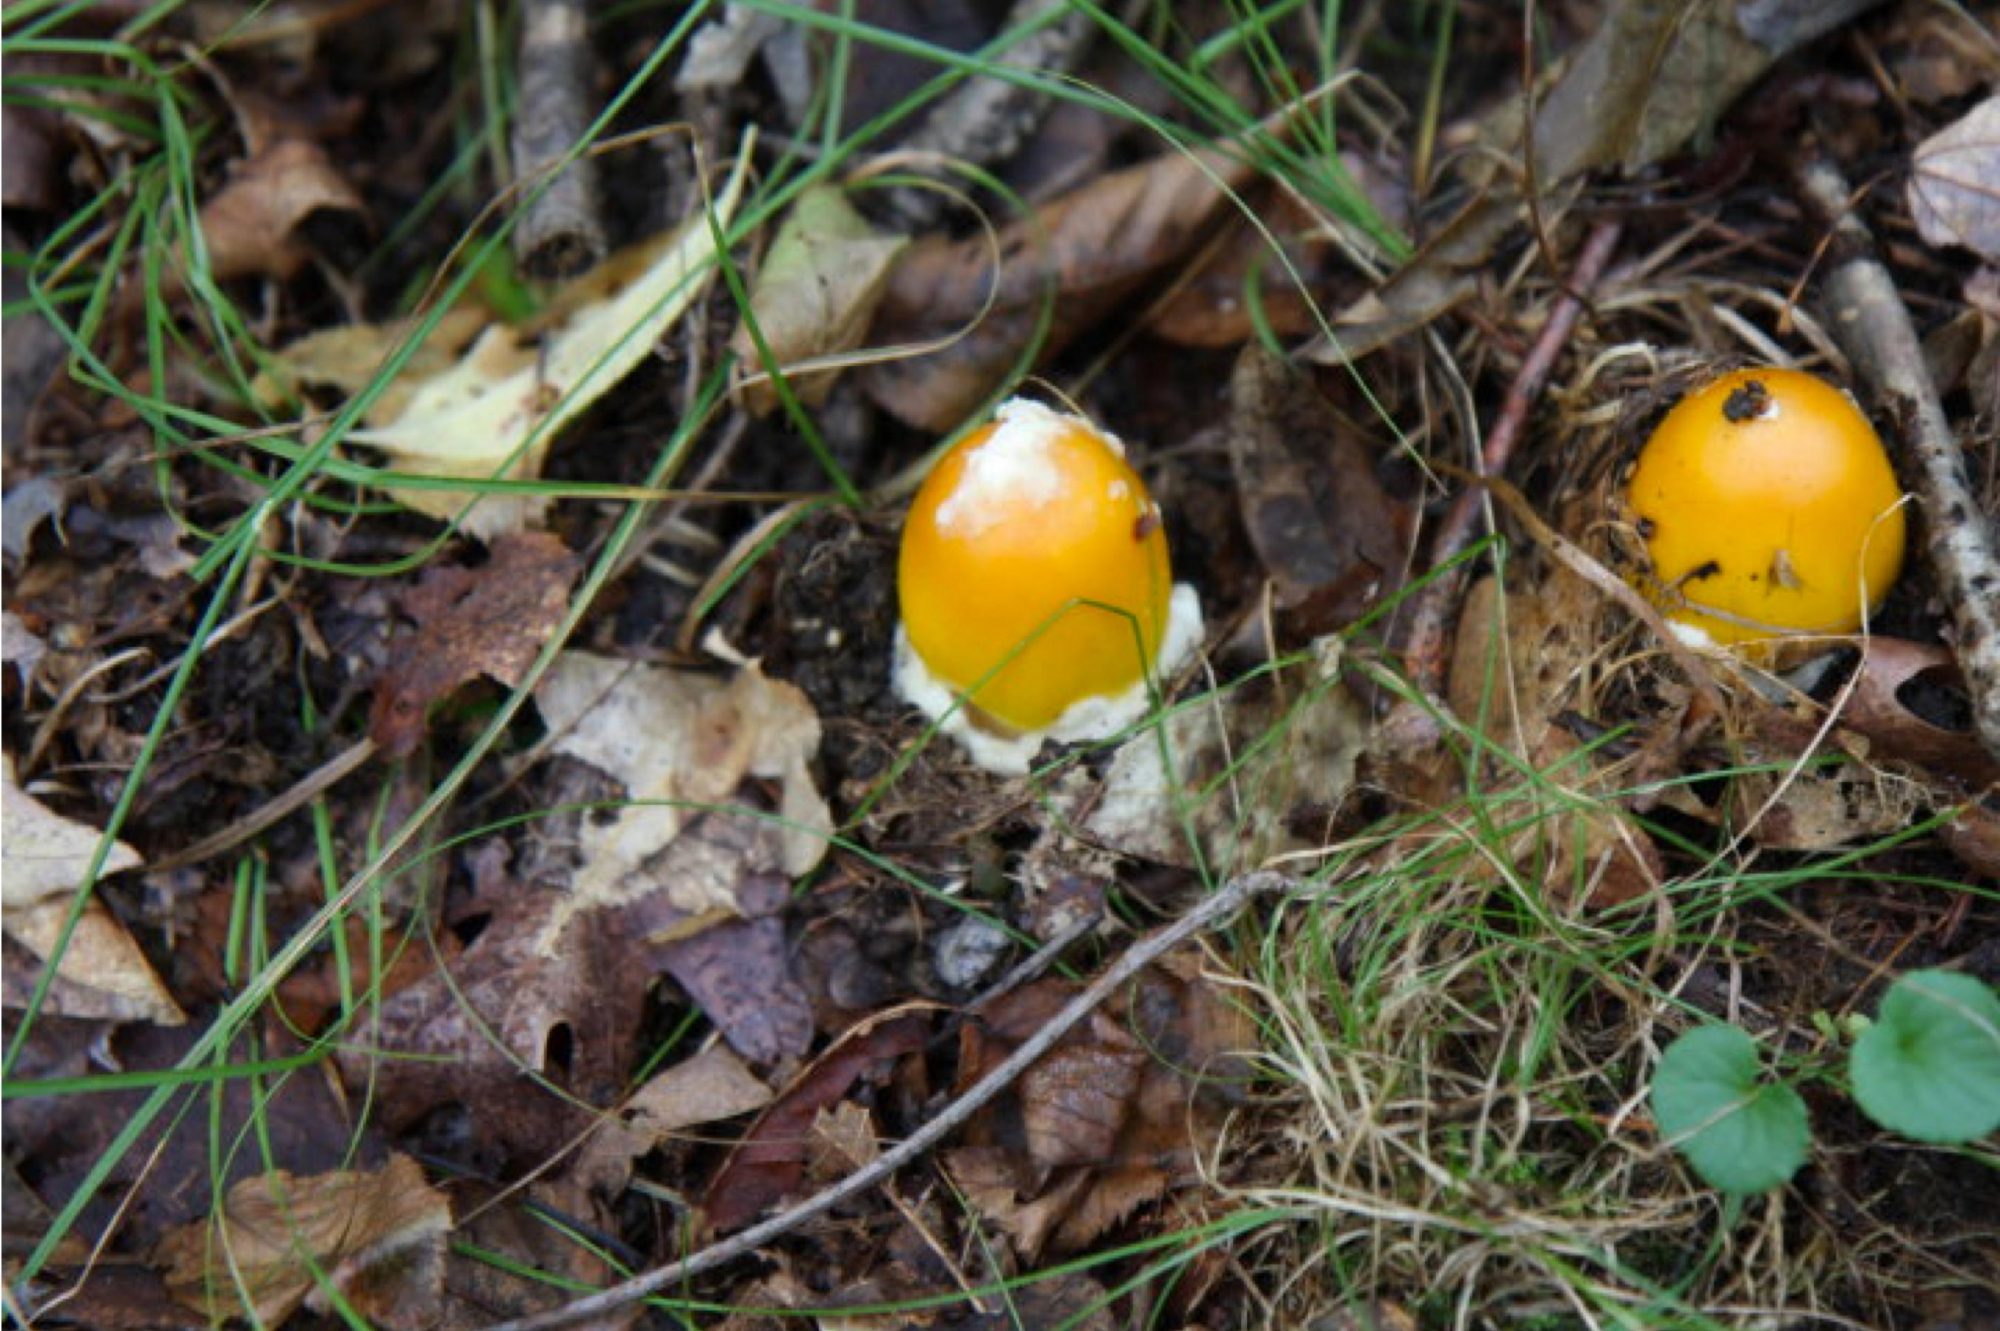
[{"x1": 1626, "y1": 367, "x2": 1906, "y2": 647}]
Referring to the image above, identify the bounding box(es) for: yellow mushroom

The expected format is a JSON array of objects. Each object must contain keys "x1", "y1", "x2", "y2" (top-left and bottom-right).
[
  {"x1": 893, "y1": 398, "x2": 1201, "y2": 770},
  {"x1": 1626, "y1": 368, "x2": 1907, "y2": 649}
]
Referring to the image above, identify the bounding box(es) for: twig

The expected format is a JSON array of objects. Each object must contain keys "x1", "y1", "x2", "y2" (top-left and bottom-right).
[
  {"x1": 146, "y1": 737, "x2": 378, "y2": 872},
  {"x1": 1398, "y1": 219, "x2": 1624, "y2": 697},
  {"x1": 511, "y1": 0, "x2": 605, "y2": 278},
  {"x1": 1793, "y1": 153, "x2": 2000, "y2": 761},
  {"x1": 480, "y1": 869, "x2": 1301, "y2": 1331}
]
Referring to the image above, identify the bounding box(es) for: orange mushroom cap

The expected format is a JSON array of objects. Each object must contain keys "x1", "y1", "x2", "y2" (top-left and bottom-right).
[
  {"x1": 1626, "y1": 367, "x2": 1906, "y2": 647},
  {"x1": 897, "y1": 400, "x2": 1174, "y2": 733}
]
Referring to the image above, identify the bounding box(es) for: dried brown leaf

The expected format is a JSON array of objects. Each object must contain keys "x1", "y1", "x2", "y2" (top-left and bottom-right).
[
  {"x1": 947, "y1": 953, "x2": 1252, "y2": 1257},
  {"x1": 335, "y1": 887, "x2": 651, "y2": 1161},
  {"x1": 1940, "y1": 799, "x2": 2000, "y2": 880},
  {"x1": 197, "y1": 138, "x2": 364, "y2": 281},
  {"x1": 369, "y1": 531, "x2": 582, "y2": 756},
  {"x1": 156, "y1": 1155, "x2": 450, "y2": 1328},
  {"x1": 630, "y1": 1044, "x2": 775, "y2": 1136},
  {"x1": 860, "y1": 139, "x2": 1261, "y2": 431},
  {"x1": 703, "y1": 1013, "x2": 930, "y2": 1232},
  {"x1": 1729, "y1": 761, "x2": 1925, "y2": 852},
  {"x1": 577, "y1": 1043, "x2": 776, "y2": 1194},
  {"x1": 1227, "y1": 346, "x2": 1411, "y2": 626},
  {"x1": 806, "y1": 1100, "x2": 882, "y2": 1180},
  {"x1": 1841, "y1": 638, "x2": 2000, "y2": 789}
]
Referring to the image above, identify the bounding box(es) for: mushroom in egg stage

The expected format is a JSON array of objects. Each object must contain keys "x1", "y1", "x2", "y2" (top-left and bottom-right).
[
  {"x1": 1625, "y1": 367, "x2": 1907, "y2": 652},
  {"x1": 894, "y1": 398, "x2": 1203, "y2": 772}
]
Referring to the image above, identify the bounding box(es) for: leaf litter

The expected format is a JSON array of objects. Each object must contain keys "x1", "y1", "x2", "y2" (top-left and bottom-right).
[
  {"x1": 7, "y1": 2, "x2": 2000, "y2": 1328},
  {"x1": 270, "y1": 143, "x2": 753, "y2": 536}
]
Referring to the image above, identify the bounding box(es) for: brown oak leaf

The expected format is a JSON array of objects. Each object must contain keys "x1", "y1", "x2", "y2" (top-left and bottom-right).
[{"x1": 369, "y1": 531, "x2": 581, "y2": 756}]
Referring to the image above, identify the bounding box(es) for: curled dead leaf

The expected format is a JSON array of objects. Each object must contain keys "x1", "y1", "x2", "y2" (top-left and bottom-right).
[
  {"x1": 577, "y1": 1044, "x2": 775, "y2": 1195},
  {"x1": 1841, "y1": 637, "x2": 2000, "y2": 789},
  {"x1": 198, "y1": 138, "x2": 365, "y2": 282},
  {"x1": 156, "y1": 1155, "x2": 450, "y2": 1328},
  {"x1": 731, "y1": 183, "x2": 908, "y2": 413},
  {"x1": 343, "y1": 145, "x2": 751, "y2": 537},
  {"x1": 861, "y1": 137, "x2": 1261, "y2": 431}
]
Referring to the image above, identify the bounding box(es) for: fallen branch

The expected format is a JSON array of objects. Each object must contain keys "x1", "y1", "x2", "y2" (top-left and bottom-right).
[
  {"x1": 1793, "y1": 154, "x2": 2000, "y2": 762},
  {"x1": 479, "y1": 869, "x2": 1302, "y2": 1331}
]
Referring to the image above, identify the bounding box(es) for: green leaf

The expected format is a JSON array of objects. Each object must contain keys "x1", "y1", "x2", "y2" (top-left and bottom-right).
[
  {"x1": 1652, "y1": 1025, "x2": 1809, "y2": 1194},
  {"x1": 1850, "y1": 970, "x2": 2000, "y2": 1144}
]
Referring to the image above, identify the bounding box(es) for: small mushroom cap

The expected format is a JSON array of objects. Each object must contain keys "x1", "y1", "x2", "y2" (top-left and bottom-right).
[{"x1": 1627, "y1": 367, "x2": 1906, "y2": 646}]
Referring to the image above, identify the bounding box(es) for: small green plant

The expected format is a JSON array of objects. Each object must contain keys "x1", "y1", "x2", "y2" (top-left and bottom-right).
[
  {"x1": 1849, "y1": 970, "x2": 2000, "y2": 1143},
  {"x1": 1651, "y1": 1024, "x2": 1811, "y2": 1194},
  {"x1": 1651, "y1": 969, "x2": 2000, "y2": 1194}
]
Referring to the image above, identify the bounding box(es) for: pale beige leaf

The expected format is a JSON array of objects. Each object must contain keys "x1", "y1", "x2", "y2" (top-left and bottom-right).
[
  {"x1": 531, "y1": 651, "x2": 830, "y2": 945},
  {"x1": 806, "y1": 1100, "x2": 880, "y2": 1178},
  {"x1": 2, "y1": 760, "x2": 142, "y2": 908},
  {"x1": 4, "y1": 897, "x2": 185, "y2": 1026},
  {"x1": 627, "y1": 1044, "x2": 774, "y2": 1138},
  {"x1": 1909, "y1": 95, "x2": 2000, "y2": 262},
  {"x1": 251, "y1": 305, "x2": 489, "y2": 424},
  {"x1": 345, "y1": 142, "x2": 752, "y2": 537}
]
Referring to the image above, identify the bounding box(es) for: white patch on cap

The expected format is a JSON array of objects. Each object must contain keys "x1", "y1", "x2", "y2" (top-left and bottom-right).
[{"x1": 928, "y1": 398, "x2": 1132, "y2": 541}]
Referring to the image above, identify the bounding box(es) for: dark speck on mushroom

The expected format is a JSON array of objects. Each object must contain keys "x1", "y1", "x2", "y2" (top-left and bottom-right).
[{"x1": 1722, "y1": 379, "x2": 1770, "y2": 423}]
